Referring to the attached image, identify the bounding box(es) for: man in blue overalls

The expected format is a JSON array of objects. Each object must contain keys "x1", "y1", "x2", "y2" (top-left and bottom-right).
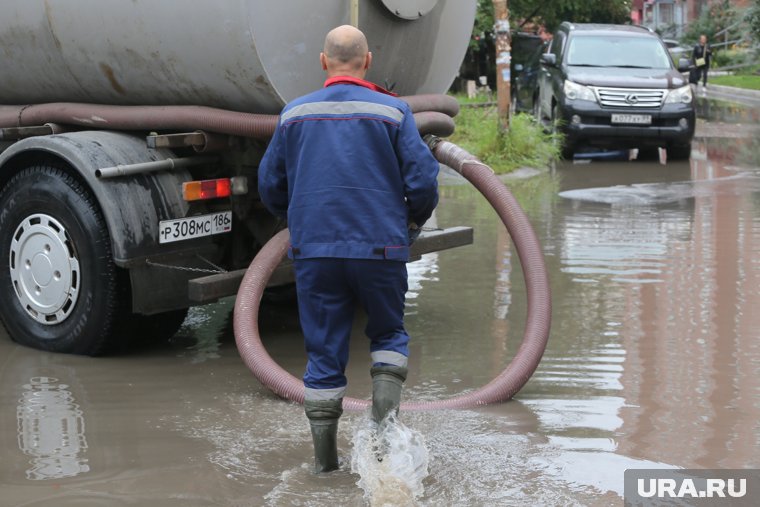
[{"x1": 258, "y1": 25, "x2": 439, "y2": 473}]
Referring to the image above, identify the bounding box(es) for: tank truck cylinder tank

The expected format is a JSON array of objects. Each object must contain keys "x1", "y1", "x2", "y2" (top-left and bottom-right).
[
  {"x1": 0, "y1": 0, "x2": 476, "y2": 113},
  {"x1": 0, "y1": 0, "x2": 478, "y2": 356}
]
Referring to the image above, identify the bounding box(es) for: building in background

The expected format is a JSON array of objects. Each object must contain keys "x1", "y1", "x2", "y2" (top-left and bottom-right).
[{"x1": 632, "y1": 0, "x2": 750, "y2": 36}]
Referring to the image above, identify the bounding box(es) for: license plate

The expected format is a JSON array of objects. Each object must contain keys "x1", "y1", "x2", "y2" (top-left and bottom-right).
[
  {"x1": 611, "y1": 114, "x2": 652, "y2": 125},
  {"x1": 159, "y1": 211, "x2": 232, "y2": 244}
]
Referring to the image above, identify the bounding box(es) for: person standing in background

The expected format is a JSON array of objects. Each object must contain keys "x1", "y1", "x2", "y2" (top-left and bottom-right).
[{"x1": 692, "y1": 34, "x2": 712, "y2": 89}]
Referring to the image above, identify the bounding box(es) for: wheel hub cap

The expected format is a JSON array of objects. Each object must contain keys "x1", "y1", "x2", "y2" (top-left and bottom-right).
[{"x1": 9, "y1": 214, "x2": 80, "y2": 325}]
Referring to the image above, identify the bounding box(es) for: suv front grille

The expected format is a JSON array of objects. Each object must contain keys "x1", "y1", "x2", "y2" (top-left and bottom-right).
[{"x1": 595, "y1": 87, "x2": 666, "y2": 108}]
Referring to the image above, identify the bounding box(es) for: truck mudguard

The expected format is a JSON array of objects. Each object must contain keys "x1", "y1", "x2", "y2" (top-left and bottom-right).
[
  {"x1": 0, "y1": 131, "x2": 197, "y2": 265},
  {"x1": 0, "y1": 131, "x2": 225, "y2": 314}
]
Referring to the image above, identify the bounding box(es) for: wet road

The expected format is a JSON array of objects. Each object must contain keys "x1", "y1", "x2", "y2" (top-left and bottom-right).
[{"x1": 1, "y1": 97, "x2": 759, "y2": 506}]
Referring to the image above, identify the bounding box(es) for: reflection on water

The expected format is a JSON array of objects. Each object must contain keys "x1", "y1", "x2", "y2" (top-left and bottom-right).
[
  {"x1": 406, "y1": 211, "x2": 440, "y2": 312},
  {"x1": 552, "y1": 134, "x2": 760, "y2": 474},
  {"x1": 696, "y1": 95, "x2": 760, "y2": 125},
  {"x1": 17, "y1": 376, "x2": 89, "y2": 480},
  {"x1": 532, "y1": 344, "x2": 625, "y2": 392}
]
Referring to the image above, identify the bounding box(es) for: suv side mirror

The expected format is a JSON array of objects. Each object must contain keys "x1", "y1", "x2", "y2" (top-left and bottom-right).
[
  {"x1": 677, "y1": 58, "x2": 691, "y2": 72},
  {"x1": 541, "y1": 53, "x2": 557, "y2": 67}
]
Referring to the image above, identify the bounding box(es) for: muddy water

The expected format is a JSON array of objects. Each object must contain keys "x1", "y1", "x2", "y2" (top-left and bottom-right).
[{"x1": 2, "y1": 103, "x2": 760, "y2": 506}]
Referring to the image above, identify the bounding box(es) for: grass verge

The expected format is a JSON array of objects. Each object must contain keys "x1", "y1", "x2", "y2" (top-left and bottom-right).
[
  {"x1": 448, "y1": 99, "x2": 561, "y2": 174},
  {"x1": 709, "y1": 74, "x2": 760, "y2": 90}
]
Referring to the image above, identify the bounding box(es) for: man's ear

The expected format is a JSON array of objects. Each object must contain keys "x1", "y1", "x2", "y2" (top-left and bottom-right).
[
  {"x1": 320, "y1": 52, "x2": 328, "y2": 71},
  {"x1": 365, "y1": 52, "x2": 373, "y2": 70}
]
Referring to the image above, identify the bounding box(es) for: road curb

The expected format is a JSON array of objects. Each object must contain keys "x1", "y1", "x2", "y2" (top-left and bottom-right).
[{"x1": 705, "y1": 83, "x2": 760, "y2": 100}]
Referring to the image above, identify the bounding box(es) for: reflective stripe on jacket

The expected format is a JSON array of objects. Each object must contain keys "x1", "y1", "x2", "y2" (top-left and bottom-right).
[{"x1": 257, "y1": 78, "x2": 439, "y2": 261}]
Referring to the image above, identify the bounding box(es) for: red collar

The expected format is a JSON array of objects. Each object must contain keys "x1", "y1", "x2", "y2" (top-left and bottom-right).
[{"x1": 324, "y1": 76, "x2": 398, "y2": 96}]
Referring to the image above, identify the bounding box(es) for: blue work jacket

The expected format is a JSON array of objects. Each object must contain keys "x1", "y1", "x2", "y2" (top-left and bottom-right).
[{"x1": 258, "y1": 77, "x2": 439, "y2": 261}]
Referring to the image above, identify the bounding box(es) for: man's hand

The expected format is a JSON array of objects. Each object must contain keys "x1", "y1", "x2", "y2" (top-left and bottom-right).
[{"x1": 408, "y1": 222, "x2": 421, "y2": 245}]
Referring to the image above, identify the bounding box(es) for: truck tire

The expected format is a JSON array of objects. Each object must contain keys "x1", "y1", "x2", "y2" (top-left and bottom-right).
[{"x1": 0, "y1": 166, "x2": 126, "y2": 355}]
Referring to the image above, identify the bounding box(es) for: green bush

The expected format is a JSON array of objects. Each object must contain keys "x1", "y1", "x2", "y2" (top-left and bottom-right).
[
  {"x1": 712, "y1": 48, "x2": 754, "y2": 68},
  {"x1": 449, "y1": 102, "x2": 561, "y2": 173}
]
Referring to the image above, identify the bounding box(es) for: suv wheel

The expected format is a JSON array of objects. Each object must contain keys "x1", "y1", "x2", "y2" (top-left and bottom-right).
[
  {"x1": 551, "y1": 104, "x2": 574, "y2": 159},
  {"x1": 532, "y1": 96, "x2": 541, "y2": 123},
  {"x1": 537, "y1": 101, "x2": 553, "y2": 133},
  {"x1": 0, "y1": 166, "x2": 127, "y2": 355},
  {"x1": 668, "y1": 144, "x2": 691, "y2": 160}
]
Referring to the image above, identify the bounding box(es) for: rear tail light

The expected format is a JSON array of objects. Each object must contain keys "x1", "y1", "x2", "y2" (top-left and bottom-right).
[{"x1": 183, "y1": 178, "x2": 231, "y2": 201}]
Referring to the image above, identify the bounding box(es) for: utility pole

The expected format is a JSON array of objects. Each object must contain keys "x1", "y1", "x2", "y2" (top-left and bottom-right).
[
  {"x1": 492, "y1": 0, "x2": 511, "y2": 131},
  {"x1": 350, "y1": 0, "x2": 359, "y2": 27}
]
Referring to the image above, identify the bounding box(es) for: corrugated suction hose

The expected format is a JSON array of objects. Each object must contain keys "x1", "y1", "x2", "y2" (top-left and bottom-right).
[
  {"x1": 233, "y1": 137, "x2": 551, "y2": 410},
  {"x1": 0, "y1": 96, "x2": 457, "y2": 140}
]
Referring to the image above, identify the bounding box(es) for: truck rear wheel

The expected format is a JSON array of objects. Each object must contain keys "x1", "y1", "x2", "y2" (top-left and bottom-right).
[{"x1": 0, "y1": 166, "x2": 126, "y2": 355}]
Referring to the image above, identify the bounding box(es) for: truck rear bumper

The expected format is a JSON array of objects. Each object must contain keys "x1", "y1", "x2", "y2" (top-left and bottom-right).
[{"x1": 187, "y1": 226, "x2": 474, "y2": 304}]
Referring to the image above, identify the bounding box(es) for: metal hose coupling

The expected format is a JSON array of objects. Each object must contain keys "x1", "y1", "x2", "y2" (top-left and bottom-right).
[{"x1": 423, "y1": 134, "x2": 442, "y2": 152}]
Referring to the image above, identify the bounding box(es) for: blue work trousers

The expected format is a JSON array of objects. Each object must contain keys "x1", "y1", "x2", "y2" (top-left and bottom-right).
[{"x1": 294, "y1": 258, "x2": 409, "y2": 399}]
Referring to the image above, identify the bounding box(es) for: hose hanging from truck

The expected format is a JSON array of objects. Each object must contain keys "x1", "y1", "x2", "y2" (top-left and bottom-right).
[
  {"x1": 233, "y1": 119, "x2": 552, "y2": 411},
  {"x1": 0, "y1": 95, "x2": 459, "y2": 140}
]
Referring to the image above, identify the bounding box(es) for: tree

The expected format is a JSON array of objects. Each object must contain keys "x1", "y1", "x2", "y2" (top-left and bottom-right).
[
  {"x1": 492, "y1": 0, "x2": 511, "y2": 131},
  {"x1": 683, "y1": 1, "x2": 734, "y2": 40},
  {"x1": 519, "y1": 0, "x2": 631, "y2": 31},
  {"x1": 749, "y1": 0, "x2": 760, "y2": 44},
  {"x1": 474, "y1": 0, "x2": 632, "y2": 35}
]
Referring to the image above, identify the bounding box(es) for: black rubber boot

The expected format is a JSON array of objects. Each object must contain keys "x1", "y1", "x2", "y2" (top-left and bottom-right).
[
  {"x1": 304, "y1": 399, "x2": 343, "y2": 473},
  {"x1": 370, "y1": 365, "x2": 408, "y2": 425}
]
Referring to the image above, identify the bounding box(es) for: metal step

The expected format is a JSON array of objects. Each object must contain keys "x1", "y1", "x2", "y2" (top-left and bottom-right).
[{"x1": 188, "y1": 226, "x2": 474, "y2": 303}]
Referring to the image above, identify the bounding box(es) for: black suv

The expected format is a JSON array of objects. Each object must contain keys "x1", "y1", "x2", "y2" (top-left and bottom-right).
[{"x1": 537, "y1": 23, "x2": 695, "y2": 159}]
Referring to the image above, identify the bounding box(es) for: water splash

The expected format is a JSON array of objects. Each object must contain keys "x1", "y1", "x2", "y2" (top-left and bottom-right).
[{"x1": 350, "y1": 414, "x2": 429, "y2": 507}]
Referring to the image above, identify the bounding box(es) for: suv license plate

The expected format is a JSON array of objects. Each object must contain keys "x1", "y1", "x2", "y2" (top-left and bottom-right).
[
  {"x1": 159, "y1": 211, "x2": 232, "y2": 244},
  {"x1": 611, "y1": 114, "x2": 652, "y2": 125}
]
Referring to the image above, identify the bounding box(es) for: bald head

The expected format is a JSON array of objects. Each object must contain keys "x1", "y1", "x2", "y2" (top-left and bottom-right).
[{"x1": 320, "y1": 25, "x2": 372, "y2": 78}]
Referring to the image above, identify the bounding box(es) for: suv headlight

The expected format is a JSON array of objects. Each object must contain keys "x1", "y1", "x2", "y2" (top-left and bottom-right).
[
  {"x1": 564, "y1": 81, "x2": 597, "y2": 102},
  {"x1": 665, "y1": 85, "x2": 693, "y2": 104}
]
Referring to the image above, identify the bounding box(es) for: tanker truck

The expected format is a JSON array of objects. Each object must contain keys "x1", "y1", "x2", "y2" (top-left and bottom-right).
[{"x1": 0, "y1": 1, "x2": 477, "y2": 355}]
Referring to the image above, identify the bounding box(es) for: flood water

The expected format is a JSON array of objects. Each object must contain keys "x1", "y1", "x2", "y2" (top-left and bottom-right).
[{"x1": 1, "y1": 97, "x2": 759, "y2": 506}]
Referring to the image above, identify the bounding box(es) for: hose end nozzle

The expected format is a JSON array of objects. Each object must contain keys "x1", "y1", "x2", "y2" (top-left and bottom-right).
[{"x1": 423, "y1": 134, "x2": 441, "y2": 153}]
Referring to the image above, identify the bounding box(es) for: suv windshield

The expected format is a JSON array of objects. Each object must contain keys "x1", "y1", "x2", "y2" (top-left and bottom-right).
[{"x1": 566, "y1": 35, "x2": 672, "y2": 69}]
